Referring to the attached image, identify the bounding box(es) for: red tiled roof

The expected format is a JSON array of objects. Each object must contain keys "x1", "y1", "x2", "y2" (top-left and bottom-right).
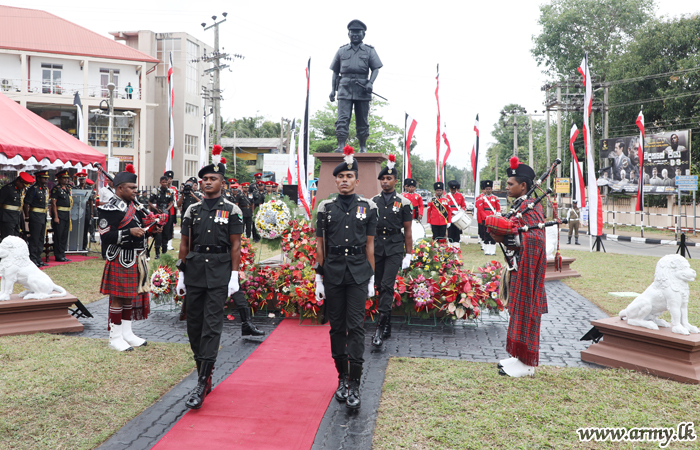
[{"x1": 0, "y1": 6, "x2": 159, "y2": 63}]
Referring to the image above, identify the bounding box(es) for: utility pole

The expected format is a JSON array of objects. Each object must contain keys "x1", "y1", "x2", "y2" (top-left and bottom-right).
[
  {"x1": 603, "y1": 84, "x2": 609, "y2": 139},
  {"x1": 198, "y1": 13, "x2": 244, "y2": 147},
  {"x1": 528, "y1": 114, "x2": 534, "y2": 168},
  {"x1": 556, "y1": 86, "x2": 562, "y2": 178},
  {"x1": 545, "y1": 107, "x2": 551, "y2": 189},
  {"x1": 513, "y1": 116, "x2": 518, "y2": 157}
]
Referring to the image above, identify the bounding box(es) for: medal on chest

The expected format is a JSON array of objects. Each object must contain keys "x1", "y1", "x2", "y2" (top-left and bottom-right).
[
  {"x1": 214, "y1": 209, "x2": 229, "y2": 224},
  {"x1": 356, "y1": 206, "x2": 366, "y2": 220},
  {"x1": 392, "y1": 201, "x2": 401, "y2": 213}
]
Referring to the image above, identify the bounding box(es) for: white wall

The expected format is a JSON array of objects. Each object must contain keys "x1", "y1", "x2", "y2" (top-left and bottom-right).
[
  {"x1": 0, "y1": 53, "x2": 21, "y2": 85},
  {"x1": 28, "y1": 56, "x2": 82, "y2": 94}
]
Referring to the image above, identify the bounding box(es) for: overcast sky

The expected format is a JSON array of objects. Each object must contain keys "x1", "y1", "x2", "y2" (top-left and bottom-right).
[{"x1": 7, "y1": 0, "x2": 700, "y2": 170}]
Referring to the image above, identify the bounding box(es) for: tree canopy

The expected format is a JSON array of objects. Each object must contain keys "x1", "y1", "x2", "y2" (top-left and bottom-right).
[
  {"x1": 531, "y1": 0, "x2": 656, "y2": 80},
  {"x1": 222, "y1": 116, "x2": 282, "y2": 139}
]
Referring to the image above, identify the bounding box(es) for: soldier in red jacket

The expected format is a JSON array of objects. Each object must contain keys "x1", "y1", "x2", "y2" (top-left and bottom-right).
[
  {"x1": 446, "y1": 180, "x2": 466, "y2": 245},
  {"x1": 402, "y1": 178, "x2": 423, "y2": 220},
  {"x1": 427, "y1": 181, "x2": 452, "y2": 243},
  {"x1": 475, "y1": 180, "x2": 501, "y2": 255}
]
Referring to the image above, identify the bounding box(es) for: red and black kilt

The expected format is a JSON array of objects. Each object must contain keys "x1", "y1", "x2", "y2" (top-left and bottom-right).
[{"x1": 101, "y1": 259, "x2": 149, "y2": 320}]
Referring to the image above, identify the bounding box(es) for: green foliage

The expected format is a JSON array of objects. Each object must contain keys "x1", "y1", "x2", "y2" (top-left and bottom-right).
[
  {"x1": 222, "y1": 116, "x2": 281, "y2": 138},
  {"x1": 607, "y1": 14, "x2": 700, "y2": 174},
  {"x1": 531, "y1": 0, "x2": 656, "y2": 80}
]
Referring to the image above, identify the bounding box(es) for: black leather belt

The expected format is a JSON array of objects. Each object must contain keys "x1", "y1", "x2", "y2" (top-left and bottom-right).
[
  {"x1": 193, "y1": 245, "x2": 230, "y2": 254},
  {"x1": 342, "y1": 73, "x2": 368, "y2": 78},
  {"x1": 377, "y1": 228, "x2": 400, "y2": 236},
  {"x1": 329, "y1": 245, "x2": 366, "y2": 255}
]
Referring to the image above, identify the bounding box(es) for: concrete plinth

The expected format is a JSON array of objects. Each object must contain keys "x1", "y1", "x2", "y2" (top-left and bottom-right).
[
  {"x1": 581, "y1": 316, "x2": 700, "y2": 384},
  {"x1": 0, "y1": 293, "x2": 84, "y2": 337},
  {"x1": 545, "y1": 256, "x2": 580, "y2": 281},
  {"x1": 314, "y1": 153, "x2": 387, "y2": 202}
]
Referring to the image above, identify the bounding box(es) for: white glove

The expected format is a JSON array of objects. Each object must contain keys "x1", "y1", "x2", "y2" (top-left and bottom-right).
[
  {"x1": 401, "y1": 254, "x2": 412, "y2": 270},
  {"x1": 447, "y1": 223, "x2": 451, "y2": 228},
  {"x1": 228, "y1": 271, "x2": 239, "y2": 297},
  {"x1": 315, "y1": 274, "x2": 325, "y2": 303},
  {"x1": 367, "y1": 275, "x2": 375, "y2": 297},
  {"x1": 176, "y1": 272, "x2": 186, "y2": 296}
]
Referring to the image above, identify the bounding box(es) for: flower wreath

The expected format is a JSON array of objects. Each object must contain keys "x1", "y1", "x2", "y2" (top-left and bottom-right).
[{"x1": 254, "y1": 199, "x2": 291, "y2": 239}]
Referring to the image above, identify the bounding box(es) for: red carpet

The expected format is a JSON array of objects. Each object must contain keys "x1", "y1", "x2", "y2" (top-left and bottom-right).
[
  {"x1": 41, "y1": 254, "x2": 98, "y2": 269},
  {"x1": 152, "y1": 320, "x2": 337, "y2": 450}
]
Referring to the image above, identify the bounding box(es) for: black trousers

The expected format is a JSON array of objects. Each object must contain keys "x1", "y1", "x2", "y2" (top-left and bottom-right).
[
  {"x1": 478, "y1": 223, "x2": 495, "y2": 244},
  {"x1": 447, "y1": 223, "x2": 462, "y2": 244},
  {"x1": 243, "y1": 216, "x2": 253, "y2": 239},
  {"x1": 28, "y1": 211, "x2": 47, "y2": 264},
  {"x1": 185, "y1": 284, "x2": 242, "y2": 364},
  {"x1": 335, "y1": 99, "x2": 370, "y2": 140},
  {"x1": 53, "y1": 210, "x2": 70, "y2": 260},
  {"x1": 0, "y1": 212, "x2": 21, "y2": 241},
  {"x1": 325, "y1": 271, "x2": 368, "y2": 365},
  {"x1": 431, "y1": 224, "x2": 447, "y2": 243},
  {"x1": 374, "y1": 252, "x2": 402, "y2": 316},
  {"x1": 82, "y1": 211, "x2": 90, "y2": 251},
  {"x1": 155, "y1": 215, "x2": 175, "y2": 253}
]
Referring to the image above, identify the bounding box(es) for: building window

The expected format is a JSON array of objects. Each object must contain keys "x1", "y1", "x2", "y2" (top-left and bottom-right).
[
  {"x1": 88, "y1": 112, "x2": 135, "y2": 148},
  {"x1": 185, "y1": 134, "x2": 198, "y2": 155},
  {"x1": 185, "y1": 160, "x2": 198, "y2": 178},
  {"x1": 186, "y1": 103, "x2": 199, "y2": 116},
  {"x1": 186, "y1": 40, "x2": 199, "y2": 95},
  {"x1": 99, "y1": 69, "x2": 120, "y2": 98},
  {"x1": 156, "y1": 38, "x2": 181, "y2": 77},
  {"x1": 41, "y1": 63, "x2": 63, "y2": 94}
]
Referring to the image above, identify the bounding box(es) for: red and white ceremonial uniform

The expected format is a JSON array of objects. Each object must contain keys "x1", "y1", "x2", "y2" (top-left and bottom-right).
[
  {"x1": 427, "y1": 195, "x2": 452, "y2": 225},
  {"x1": 475, "y1": 193, "x2": 500, "y2": 223},
  {"x1": 447, "y1": 191, "x2": 466, "y2": 211},
  {"x1": 403, "y1": 192, "x2": 423, "y2": 219}
]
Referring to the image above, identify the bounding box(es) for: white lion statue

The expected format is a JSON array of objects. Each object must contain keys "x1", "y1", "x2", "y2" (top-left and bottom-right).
[
  {"x1": 0, "y1": 236, "x2": 67, "y2": 301},
  {"x1": 619, "y1": 254, "x2": 698, "y2": 335}
]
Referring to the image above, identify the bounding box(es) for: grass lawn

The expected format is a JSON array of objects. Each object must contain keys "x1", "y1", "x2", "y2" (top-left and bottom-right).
[
  {"x1": 0, "y1": 334, "x2": 193, "y2": 450},
  {"x1": 374, "y1": 358, "x2": 700, "y2": 450}
]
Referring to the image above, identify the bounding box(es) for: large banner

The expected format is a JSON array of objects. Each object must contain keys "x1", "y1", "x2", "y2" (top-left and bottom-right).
[{"x1": 597, "y1": 130, "x2": 691, "y2": 194}]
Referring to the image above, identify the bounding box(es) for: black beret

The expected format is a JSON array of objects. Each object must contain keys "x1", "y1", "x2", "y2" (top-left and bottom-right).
[
  {"x1": 347, "y1": 19, "x2": 367, "y2": 31},
  {"x1": 198, "y1": 163, "x2": 227, "y2": 179},
  {"x1": 480, "y1": 180, "x2": 493, "y2": 189},
  {"x1": 113, "y1": 168, "x2": 137, "y2": 187},
  {"x1": 434, "y1": 181, "x2": 444, "y2": 190},
  {"x1": 404, "y1": 178, "x2": 416, "y2": 187},
  {"x1": 188, "y1": 177, "x2": 198, "y2": 183},
  {"x1": 377, "y1": 166, "x2": 398, "y2": 180},
  {"x1": 506, "y1": 157, "x2": 536, "y2": 181},
  {"x1": 333, "y1": 159, "x2": 359, "y2": 177},
  {"x1": 34, "y1": 170, "x2": 50, "y2": 178},
  {"x1": 164, "y1": 170, "x2": 174, "y2": 178},
  {"x1": 447, "y1": 180, "x2": 460, "y2": 189},
  {"x1": 56, "y1": 169, "x2": 71, "y2": 179}
]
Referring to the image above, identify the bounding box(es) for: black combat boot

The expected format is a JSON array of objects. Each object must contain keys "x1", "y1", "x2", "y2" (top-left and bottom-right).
[
  {"x1": 238, "y1": 306, "x2": 266, "y2": 337},
  {"x1": 372, "y1": 314, "x2": 389, "y2": 347},
  {"x1": 334, "y1": 358, "x2": 349, "y2": 402},
  {"x1": 186, "y1": 361, "x2": 213, "y2": 409},
  {"x1": 346, "y1": 363, "x2": 362, "y2": 410},
  {"x1": 575, "y1": 237, "x2": 580, "y2": 245},
  {"x1": 567, "y1": 237, "x2": 571, "y2": 244},
  {"x1": 358, "y1": 135, "x2": 368, "y2": 153},
  {"x1": 382, "y1": 319, "x2": 392, "y2": 339},
  {"x1": 334, "y1": 138, "x2": 347, "y2": 153}
]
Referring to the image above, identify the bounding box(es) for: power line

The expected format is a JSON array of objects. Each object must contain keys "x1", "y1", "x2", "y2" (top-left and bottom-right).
[{"x1": 609, "y1": 90, "x2": 700, "y2": 109}]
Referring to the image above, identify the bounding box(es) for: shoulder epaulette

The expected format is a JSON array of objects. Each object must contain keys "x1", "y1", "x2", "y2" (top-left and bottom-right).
[
  {"x1": 222, "y1": 197, "x2": 242, "y2": 216},
  {"x1": 358, "y1": 196, "x2": 377, "y2": 210},
  {"x1": 339, "y1": 43, "x2": 350, "y2": 49},
  {"x1": 317, "y1": 199, "x2": 333, "y2": 213},
  {"x1": 395, "y1": 194, "x2": 412, "y2": 207},
  {"x1": 364, "y1": 43, "x2": 374, "y2": 49}
]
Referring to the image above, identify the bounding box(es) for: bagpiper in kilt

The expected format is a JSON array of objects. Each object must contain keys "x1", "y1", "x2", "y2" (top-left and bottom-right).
[{"x1": 99, "y1": 165, "x2": 164, "y2": 352}]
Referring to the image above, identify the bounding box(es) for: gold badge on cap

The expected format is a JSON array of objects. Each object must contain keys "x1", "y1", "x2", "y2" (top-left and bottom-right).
[
  {"x1": 347, "y1": 164, "x2": 352, "y2": 169},
  {"x1": 214, "y1": 166, "x2": 219, "y2": 172},
  {"x1": 388, "y1": 169, "x2": 392, "y2": 174}
]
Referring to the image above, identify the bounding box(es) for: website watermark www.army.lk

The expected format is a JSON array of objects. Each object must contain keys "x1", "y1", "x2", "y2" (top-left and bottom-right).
[{"x1": 577, "y1": 422, "x2": 696, "y2": 448}]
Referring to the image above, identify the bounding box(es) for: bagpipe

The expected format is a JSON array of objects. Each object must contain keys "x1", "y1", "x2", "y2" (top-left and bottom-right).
[{"x1": 484, "y1": 158, "x2": 565, "y2": 271}]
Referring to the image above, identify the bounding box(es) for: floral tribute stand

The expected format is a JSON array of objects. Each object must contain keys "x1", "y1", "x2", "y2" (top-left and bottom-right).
[{"x1": 149, "y1": 255, "x2": 182, "y2": 313}]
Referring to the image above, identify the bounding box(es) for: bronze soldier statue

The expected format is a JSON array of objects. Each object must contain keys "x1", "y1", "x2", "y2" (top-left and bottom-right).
[{"x1": 329, "y1": 19, "x2": 382, "y2": 153}]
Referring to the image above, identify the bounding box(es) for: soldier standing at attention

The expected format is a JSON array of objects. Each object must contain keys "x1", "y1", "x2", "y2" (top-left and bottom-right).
[
  {"x1": 0, "y1": 172, "x2": 34, "y2": 241},
  {"x1": 446, "y1": 180, "x2": 467, "y2": 245},
  {"x1": 98, "y1": 164, "x2": 163, "y2": 352},
  {"x1": 51, "y1": 170, "x2": 73, "y2": 262},
  {"x1": 371, "y1": 155, "x2": 413, "y2": 347},
  {"x1": 148, "y1": 176, "x2": 174, "y2": 259},
  {"x1": 475, "y1": 180, "x2": 501, "y2": 255},
  {"x1": 329, "y1": 20, "x2": 382, "y2": 153},
  {"x1": 402, "y1": 178, "x2": 423, "y2": 221},
  {"x1": 24, "y1": 171, "x2": 49, "y2": 266},
  {"x1": 315, "y1": 145, "x2": 377, "y2": 410},
  {"x1": 237, "y1": 182, "x2": 255, "y2": 239},
  {"x1": 175, "y1": 152, "x2": 264, "y2": 410},
  {"x1": 426, "y1": 181, "x2": 451, "y2": 243}
]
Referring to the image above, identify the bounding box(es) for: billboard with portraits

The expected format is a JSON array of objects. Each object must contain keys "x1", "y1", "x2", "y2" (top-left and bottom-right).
[{"x1": 597, "y1": 130, "x2": 691, "y2": 194}]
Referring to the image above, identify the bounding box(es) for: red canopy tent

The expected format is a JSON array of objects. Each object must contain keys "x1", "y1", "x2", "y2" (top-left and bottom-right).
[{"x1": 0, "y1": 91, "x2": 106, "y2": 171}]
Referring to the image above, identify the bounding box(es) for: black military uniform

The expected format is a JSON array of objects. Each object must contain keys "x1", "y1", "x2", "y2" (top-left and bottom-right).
[
  {"x1": 251, "y1": 181, "x2": 265, "y2": 242},
  {"x1": 237, "y1": 183, "x2": 255, "y2": 239},
  {"x1": 149, "y1": 183, "x2": 174, "y2": 257},
  {"x1": 316, "y1": 153, "x2": 377, "y2": 410},
  {"x1": 329, "y1": 20, "x2": 382, "y2": 152},
  {"x1": 181, "y1": 177, "x2": 203, "y2": 214},
  {"x1": 178, "y1": 160, "x2": 264, "y2": 410},
  {"x1": 371, "y1": 179, "x2": 412, "y2": 347},
  {"x1": 25, "y1": 171, "x2": 50, "y2": 266},
  {"x1": 51, "y1": 170, "x2": 73, "y2": 261},
  {"x1": 0, "y1": 174, "x2": 31, "y2": 241}
]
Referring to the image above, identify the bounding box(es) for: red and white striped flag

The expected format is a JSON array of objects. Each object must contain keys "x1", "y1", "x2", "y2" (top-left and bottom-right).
[
  {"x1": 635, "y1": 111, "x2": 645, "y2": 211},
  {"x1": 404, "y1": 114, "x2": 417, "y2": 180},
  {"x1": 569, "y1": 124, "x2": 585, "y2": 207},
  {"x1": 441, "y1": 131, "x2": 452, "y2": 177},
  {"x1": 577, "y1": 54, "x2": 603, "y2": 238},
  {"x1": 165, "y1": 52, "x2": 175, "y2": 172},
  {"x1": 287, "y1": 119, "x2": 296, "y2": 185},
  {"x1": 297, "y1": 59, "x2": 312, "y2": 220},
  {"x1": 435, "y1": 64, "x2": 441, "y2": 182}
]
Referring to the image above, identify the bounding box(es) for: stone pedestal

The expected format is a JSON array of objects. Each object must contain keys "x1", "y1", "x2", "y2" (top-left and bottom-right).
[
  {"x1": 581, "y1": 316, "x2": 700, "y2": 384},
  {"x1": 0, "y1": 293, "x2": 84, "y2": 337},
  {"x1": 545, "y1": 256, "x2": 580, "y2": 281},
  {"x1": 314, "y1": 153, "x2": 388, "y2": 202}
]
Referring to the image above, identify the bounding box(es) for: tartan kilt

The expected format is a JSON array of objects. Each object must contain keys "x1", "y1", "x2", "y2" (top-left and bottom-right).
[{"x1": 101, "y1": 259, "x2": 141, "y2": 297}]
